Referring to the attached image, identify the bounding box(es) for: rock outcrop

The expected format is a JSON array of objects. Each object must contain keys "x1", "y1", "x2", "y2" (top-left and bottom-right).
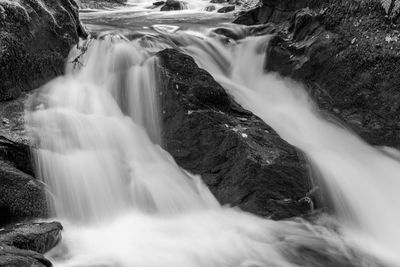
[
  {"x1": 0, "y1": 245, "x2": 52, "y2": 267},
  {"x1": 265, "y1": 1, "x2": 400, "y2": 148},
  {"x1": 160, "y1": 0, "x2": 187, "y2": 11},
  {"x1": 0, "y1": 222, "x2": 62, "y2": 254},
  {"x1": 234, "y1": 0, "x2": 320, "y2": 25},
  {"x1": 0, "y1": 96, "x2": 45, "y2": 226},
  {"x1": 0, "y1": 221, "x2": 62, "y2": 267},
  {"x1": 157, "y1": 49, "x2": 313, "y2": 219},
  {"x1": 0, "y1": 0, "x2": 87, "y2": 101}
]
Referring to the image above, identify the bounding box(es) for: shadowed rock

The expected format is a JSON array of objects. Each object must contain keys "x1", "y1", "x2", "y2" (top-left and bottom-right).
[
  {"x1": 0, "y1": 222, "x2": 62, "y2": 254},
  {"x1": 157, "y1": 49, "x2": 313, "y2": 219},
  {"x1": 265, "y1": 1, "x2": 400, "y2": 148},
  {"x1": 0, "y1": 245, "x2": 52, "y2": 267},
  {"x1": 160, "y1": 0, "x2": 187, "y2": 11},
  {"x1": 0, "y1": 0, "x2": 87, "y2": 101}
]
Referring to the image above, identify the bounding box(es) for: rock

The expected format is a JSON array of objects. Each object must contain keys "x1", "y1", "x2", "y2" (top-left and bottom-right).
[
  {"x1": 160, "y1": 0, "x2": 187, "y2": 11},
  {"x1": 0, "y1": 96, "x2": 46, "y2": 226},
  {"x1": 265, "y1": 1, "x2": 400, "y2": 148},
  {"x1": 0, "y1": 161, "x2": 47, "y2": 226},
  {"x1": 157, "y1": 49, "x2": 313, "y2": 219},
  {"x1": 217, "y1": 5, "x2": 235, "y2": 13},
  {"x1": 153, "y1": 1, "x2": 166, "y2": 6},
  {"x1": 205, "y1": 5, "x2": 216, "y2": 12},
  {"x1": 0, "y1": 0, "x2": 87, "y2": 101},
  {"x1": 0, "y1": 222, "x2": 62, "y2": 254},
  {"x1": 0, "y1": 245, "x2": 52, "y2": 267},
  {"x1": 233, "y1": 0, "x2": 319, "y2": 25},
  {"x1": 210, "y1": 0, "x2": 226, "y2": 3}
]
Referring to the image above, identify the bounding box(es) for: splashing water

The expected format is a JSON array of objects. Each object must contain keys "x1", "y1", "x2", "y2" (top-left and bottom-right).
[
  {"x1": 180, "y1": 31, "x2": 400, "y2": 264},
  {"x1": 25, "y1": 27, "x2": 399, "y2": 266}
]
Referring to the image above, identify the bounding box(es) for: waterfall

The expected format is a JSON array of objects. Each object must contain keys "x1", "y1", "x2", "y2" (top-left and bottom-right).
[
  {"x1": 25, "y1": 28, "x2": 398, "y2": 266},
  {"x1": 181, "y1": 32, "x2": 400, "y2": 263}
]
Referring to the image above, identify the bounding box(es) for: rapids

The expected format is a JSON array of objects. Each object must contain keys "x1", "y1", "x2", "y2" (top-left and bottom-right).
[{"x1": 24, "y1": 7, "x2": 400, "y2": 267}]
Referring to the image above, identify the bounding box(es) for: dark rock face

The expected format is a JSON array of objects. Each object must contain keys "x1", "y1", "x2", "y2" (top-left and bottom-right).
[
  {"x1": 0, "y1": 245, "x2": 52, "y2": 267},
  {"x1": 234, "y1": 0, "x2": 319, "y2": 25},
  {"x1": 153, "y1": 1, "x2": 166, "y2": 6},
  {"x1": 205, "y1": 5, "x2": 216, "y2": 12},
  {"x1": 0, "y1": 160, "x2": 47, "y2": 226},
  {"x1": 160, "y1": 0, "x2": 187, "y2": 11},
  {"x1": 217, "y1": 5, "x2": 235, "y2": 13},
  {"x1": 0, "y1": 222, "x2": 62, "y2": 254},
  {"x1": 265, "y1": 1, "x2": 400, "y2": 148},
  {"x1": 0, "y1": 0, "x2": 87, "y2": 101},
  {"x1": 157, "y1": 49, "x2": 313, "y2": 219},
  {"x1": 0, "y1": 96, "x2": 45, "y2": 225}
]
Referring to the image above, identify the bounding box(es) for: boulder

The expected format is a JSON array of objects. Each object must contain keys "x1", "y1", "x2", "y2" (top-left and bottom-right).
[
  {"x1": 0, "y1": 160, "x2": 47, "y2": 226},
  {"x1": 234, "y1": 0, "x2": 319, "y2": 25},
  {"x1": 217, "y1": 5, "x2": 235, "y2": 13},
  {"x1": 157, "y1": 49, "x2": 313, "y2": 219},
  {"x1": 153, "y1": 1, "x2": 166, "y2": 6},
  {"x1": 0, "y1": 0, "x2": 87, "y2": 101},
  {"x1": 205, "y1": 5, "x2": 216, "y2": 12},
  {"x1": 160, "y1": 0, "x2": 187, "y2": 11},
  {"x1": 0, "y1": 245, "x2": 52, "y2": 267},
  {"x1": 0, "y1": 222, "x2": 62, "y2": 254},
  {"x1": 265, "y1": 1, "x2": 400, "y2": 148}
]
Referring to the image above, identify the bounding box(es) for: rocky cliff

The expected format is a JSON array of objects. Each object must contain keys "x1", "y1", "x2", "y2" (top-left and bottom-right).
[
  {"x1": 237, "y1": 0, "x2": 400, "y2": 148},
  {"x1": 0, "y1": 0, "x2": 87, "y2": 101}
]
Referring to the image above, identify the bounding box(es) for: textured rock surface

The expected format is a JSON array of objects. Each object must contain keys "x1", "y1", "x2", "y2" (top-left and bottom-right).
[
  {"x1": 265, "y1": 1, "x2": 400, "y2": 148},
  {"x1": 234, "y1": 0, "x2": 319, "y2": 25},
  {"x1": 0, "y1": 222, "x2": 62, "y2": 254},
  {"x1": 157, "y1": 49, "x2": 313, "y2": 219},
  {"x1": 160, "y1": 0, "x2": 187, "y2": 11},
  {"x1": 0, "y1": 245, "x2": 52, "y2": 267},
  {"x1": 0, "y1": 160, "x2": 47, "y2": 226},
  {"x1": 0, "y1": 0, "x2": 87, "y2": 101}
]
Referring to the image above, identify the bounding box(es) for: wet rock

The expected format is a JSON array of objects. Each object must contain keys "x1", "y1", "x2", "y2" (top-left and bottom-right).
[
  {"x1": 205, "y1": 5, "x2": 216, "y2": 12},
  {"x1": 160, "y1": 0, "x2": 187, "y2": 11},
  {"x1": 217, "y1": 5, "x2": 235, "y2": 13},
  {"x1": 234, "y1": 0, "x2": 318, "y2": 25},
  {"x1": 0, "y1": 95, "x2": 46, "y2": 226},
  {"x1": 265, "y1": 1, "x2": 400, "y2": 148},
  {"x1": 0, "y1": 0, "x2": 87, "y2": 101},
  {"x1": 0, "y1": 161, "x2": 47, "y2": 226},
  {"x1": 0, "y1": 245, "x2": 52, "y2": 267},
  {"x1": 153, "y1": 1, "x2": 166, "y2": 6},
  {"x1": 0, "y1": 222, "x2": 62, "y2": 254},
  {"x1": 157, "y1": 49, "x2": 312, "y2": 219},
  {"x1": 210, "y1": 0, "x2": 226, "y2": 3}
]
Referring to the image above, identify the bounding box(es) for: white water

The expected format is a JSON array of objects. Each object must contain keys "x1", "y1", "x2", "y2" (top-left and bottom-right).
[
  {"x1": 25, "y1": 26, "x2": 400, "y2": 266},
  {"x1": 180, "y1": 32, "x2": 400, "y2": 264}
]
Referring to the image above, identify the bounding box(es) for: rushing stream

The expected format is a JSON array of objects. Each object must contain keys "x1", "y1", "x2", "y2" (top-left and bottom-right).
[{"x1": 24, "y1": 4, "x2": 400, "y2": 267}]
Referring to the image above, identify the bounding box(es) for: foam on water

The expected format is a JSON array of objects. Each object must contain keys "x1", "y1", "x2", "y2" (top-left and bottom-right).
[{"x1": 25, "y1": 28, "x2": 400, "y2": 267}]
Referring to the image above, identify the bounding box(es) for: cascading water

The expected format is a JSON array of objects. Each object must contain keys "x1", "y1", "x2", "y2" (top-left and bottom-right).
[
  {"x1": 180, "y1": 31, "x2": 400, "y2": 264},
  {"x1": 25, "y1": 22, "x2": 399, "y2": 267}
]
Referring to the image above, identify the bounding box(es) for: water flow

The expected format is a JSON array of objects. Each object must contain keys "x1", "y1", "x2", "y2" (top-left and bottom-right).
[
  {"x1": 181, "y1": 33, "x2": 400, "y2": 263},
  {"x1": 25, "y1": 29, "x2": 398, "y2": 266},
  {"x1": 26, "y1": 35, "x2": 218, "y2": 222}
]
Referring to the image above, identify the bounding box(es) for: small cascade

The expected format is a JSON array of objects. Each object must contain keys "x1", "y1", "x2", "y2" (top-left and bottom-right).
[
  {"x1": 26, "y1": 35, "x2": 219, "y2": 223},
  {"x1": 24, "y1": 26, "x2": 400, "y2": 266},
  {"x1": 180, "y1": 31, "x2": 400, "y2": 263}
]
